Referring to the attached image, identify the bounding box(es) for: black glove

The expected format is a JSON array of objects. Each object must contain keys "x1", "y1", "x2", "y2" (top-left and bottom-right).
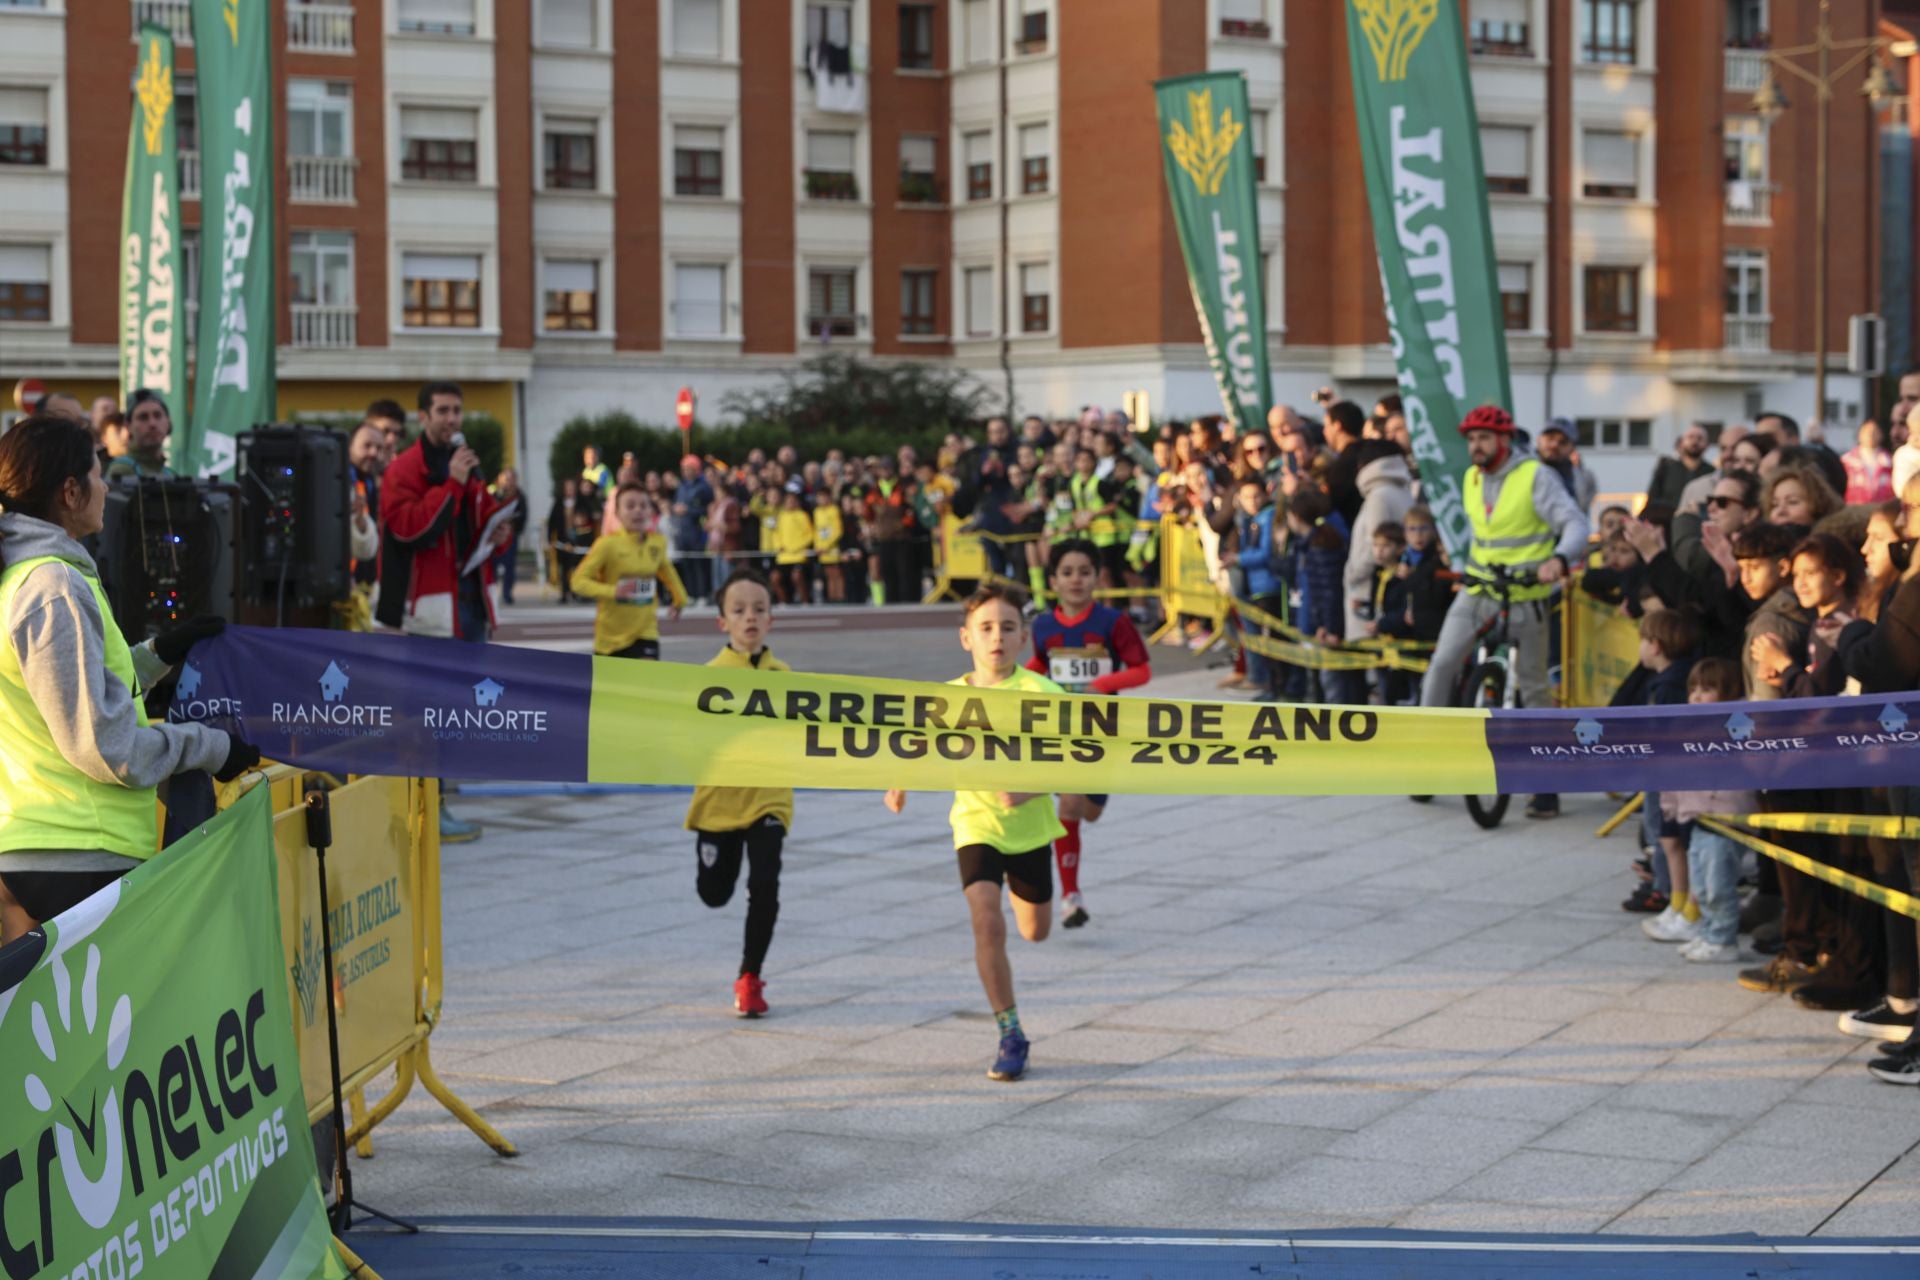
[
  {"x1": 214, "y1": 735, "x2": 261, "y2": 783},
  {"x1": 153, "y1": 616, "x2": 226, "y2": 666}
]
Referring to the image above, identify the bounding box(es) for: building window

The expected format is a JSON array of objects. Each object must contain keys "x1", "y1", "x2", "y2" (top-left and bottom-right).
[
  {"x1": 808, "y1": 267, "x2": 856, "y2": 337},
  {"x1": 399, "y1": 106, "x2": 478, "y2": 182},
  {"x1": 673, "y1": 125, "x2": 724, "y2": 196},
  {"x1": 963, "y1": 0, "x2": 994, "y2": 64},
  {"x1": 1729, "y1": 0, "x2": 1768, "y2": 48},
  {"x1": 964, "y1": 129, "x2": 992, "y2": 200},
  {"x1": 672, "y1": 0, "x2": 721, "y2": 57},
  {"x1": 543, "y1": 259, "x2": 598, "y2": 331},
  {"x1": 0, "y1": 244, "x2": 50, "y2": 322},
  {"x1": 1580, "y1": 0, "x2": 1636, "y2": 65},
  {"x1": 544, "y1": 118, "x2": 597, "y2": 190},
  {"x1": 290, "y1": 231, "x2": 354, "y2": 306},
  {"x1": 538, "y1": 0, "x2": 595, "y2": 48},
  {"x1": 1724, "y1": 248, "x2": 1767, "y2": 349},
  {"x1": 900, "y1": 134, "x2": 938, "y2": 202},
  {"x1": 288, "y1": 80, "x2": 351, "y2": 158},
  {"x1": 1020, "y1": 263, "x2": 1049, "y2": 334},
  {"x1": 1582, "y1": 129, "x2": 1639, "y2": 199},
  {"x1": 401, "y1": 252, "x2": 481, "y2": 328},
  {"x1": 1016, "y1": 0, "x2": 1047, "y2": 54},
  {"x1": 899, "y1": 4, "x2": 934, "y2": 68},
  {"x1": 1249, "y1": 110, "x2": 1268, "y2": 183},
  {"x1": 901, "y1": 269, "x2": 936, "y2": 335},
  {"x1": 397, "y1": 0, "x2": 476, "y2": 36},
  {"x1": 1498, "y1": 263, "x2": 1530, "y2": 331},
  {"x1": 1019, "y1": 122, "x2": 1048, "y2": 194},
  {"x1": 804, "y1": 130, "x2": 858, "y2": 200},
  {"x1": 0, "y1": 87, "x2": 48, "y2": 166},
  {"x1": 1574, "y1": 418, "x2": 1652, "y2": 449},
  {"x1": 964, "y1": 265, "x2": 994, "y2": 336},
  {"x1": 1471, "y1": 0, "x2": 1530, "y2": 55},
  {"x1": 673, "y1": 263, "x2": 726, "y2": 335},
  {"x1": 1583, "y1": 265, "x2": 1640, "y2": 333},
  {"x1": 1481, "y1": 125, "x2": 1530, "y2": 195},
  {"x1": 1219, "y1": 0, "x2": 1270, "y2": 40},
  {"x1": 806, "y1": 2, "x2": 852, "y2": 68}
]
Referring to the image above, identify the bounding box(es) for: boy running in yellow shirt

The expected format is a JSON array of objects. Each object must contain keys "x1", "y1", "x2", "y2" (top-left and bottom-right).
[
  {"x1": 685, "y1": 569, "x2": 793, "y2": 1017},
  {"x1": 570, "y1": 484, "x2": 687, "y2": 658},
  {"x1": 884, "y1": 584, "x2": 1064, "y2": 1081}
]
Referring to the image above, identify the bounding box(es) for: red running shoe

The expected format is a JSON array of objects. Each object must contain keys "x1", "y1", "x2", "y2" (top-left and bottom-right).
[{"x1": 733, "y1": 973, "x2": 768, "y2": 1018}]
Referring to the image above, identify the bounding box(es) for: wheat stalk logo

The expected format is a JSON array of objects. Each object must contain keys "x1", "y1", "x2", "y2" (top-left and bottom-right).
[
  {"x1": 1353, "y1": 0, "x2": 1439, "y2": 82},
  {"x1": 1165, "y1": 88, "x2": 1243, "y2": 197},
  {"x1": 135, "y1": 38, "x2": 172, "y2": 158}
]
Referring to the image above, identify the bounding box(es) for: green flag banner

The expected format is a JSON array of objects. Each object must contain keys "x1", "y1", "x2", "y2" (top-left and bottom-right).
[
  {"x1": 187, "y1": 0, "x2": 276, "y2": 478},
  {"x1": 1154, "y1": 73, "x2": 1274, "y2": 437},
  {"x1": 0, "y1": 788, "x2": 344, "y2": 1280},
  {"x1": 118, "y1": 26, "x2": 187, "y2": 423},
  {"x1": 1345, "y1": 0, "x2": 1513, "y2": 558}
]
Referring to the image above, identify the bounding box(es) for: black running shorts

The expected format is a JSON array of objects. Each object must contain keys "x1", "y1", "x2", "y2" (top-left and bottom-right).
[{"x1": 955, "y1": 843, "x2": 1053, "y2": 903}]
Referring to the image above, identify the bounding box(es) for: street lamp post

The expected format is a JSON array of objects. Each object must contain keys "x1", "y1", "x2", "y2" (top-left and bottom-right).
[{"x1": 1750, "y1": 0, "x2": 1897, "y2": 427}]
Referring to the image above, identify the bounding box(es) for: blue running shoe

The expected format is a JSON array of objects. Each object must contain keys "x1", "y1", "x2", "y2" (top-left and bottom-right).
[{"x1": 988, "y1": 1031, "x2": 1029, "y2": 1081}]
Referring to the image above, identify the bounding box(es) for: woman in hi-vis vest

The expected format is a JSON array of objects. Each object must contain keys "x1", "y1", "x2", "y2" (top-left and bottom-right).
[{"x1": 0, "y1": 414, "x2": 259, "y2": 946}]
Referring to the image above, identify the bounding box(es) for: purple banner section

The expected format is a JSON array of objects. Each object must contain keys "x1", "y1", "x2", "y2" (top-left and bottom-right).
[
  {"x1": 1487, "y1": 694, "x2": 1920, "y2": 796},
  {"x1": 169, "y1": 625, "x2": 592, "y2": 780}
]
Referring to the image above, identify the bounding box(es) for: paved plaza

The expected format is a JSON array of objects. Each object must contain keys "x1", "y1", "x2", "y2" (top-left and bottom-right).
[{"x1": 351, "y1": 632, "x2": 1920, "y2": 1241}]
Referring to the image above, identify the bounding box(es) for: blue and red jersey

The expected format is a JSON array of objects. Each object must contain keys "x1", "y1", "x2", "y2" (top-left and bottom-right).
[{"x1": 1026, "y1": 603, "x2": 1152, "y2": 695}]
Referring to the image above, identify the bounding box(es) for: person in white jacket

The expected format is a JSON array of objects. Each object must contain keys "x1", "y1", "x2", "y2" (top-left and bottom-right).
[{"x1": 1342, "y1": 440, "x2": 1414, "y2": 642}]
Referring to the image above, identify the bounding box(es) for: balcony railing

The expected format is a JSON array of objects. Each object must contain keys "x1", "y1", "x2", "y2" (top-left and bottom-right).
[
  {"x1": 287, "y1": 2, "x2": 353, "y2": 52},
  {"x1": 291, "y1": 302, "x2": 356, "y2": 348},
  {"x1": 898, "y1": 171, "x2": 941, "y2": 204},
  {"x1": 1219, "y1": 18, "x2": 1271, "y2": 39},
  {"x1": 1725, "y1": 315, "x2": 1772, "y2": 352},
  {"x1": 289, "y1": 154, "x2": 356, "y2": 203},
  {"x1": 1725, "y1": 48, "x2": 1767, "y2": 91},
  {"x1": 132, "y1": 0, "x2": 192, "y2": 43},
  {"x1": 804, "y1": 169, "x2": 859, "y2": 201},
  {"x1": 1724, "y1": 179, "x2": 1773, "y2": 223},
  {"x1": 177, "y1": 149, "x2": 200, "y2": 200}
]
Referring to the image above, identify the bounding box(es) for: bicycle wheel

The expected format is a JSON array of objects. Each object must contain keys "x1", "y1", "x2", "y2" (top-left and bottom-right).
[{"x1": 1459, "y1": 661, "x2": 1511, "y2": 829}]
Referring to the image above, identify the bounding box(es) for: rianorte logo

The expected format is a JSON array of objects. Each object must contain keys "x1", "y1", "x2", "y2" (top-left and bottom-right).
[
  {"x1": 318, "y1": 661, "x2": 350, "y2": 703},
  {"x1": 167, "y1": 659, "x2": 244, "y2": 723},
  {"x1": 174, "y1": 662, "x2": 201, "y2": 701},
  {"x1": 268, "y1": 658, "x2": 394, "y2": 737},
  {"x1": 1726, "y1": 711, "x2": 1755, "y2": 742},
  {"x1": 1883, "y1": 704, "x2": 1910, "y2": 735},
  {"x1": 1528, "y1": 715, "x2": 1653, "y2": 758},
  {"x1": 424, "y1": 673, "x2": 548, "y2": 742},
  {"x1": 1573, "y1": 718, "x2": 1604, "y2": 747},
  {"x1": 473, "y1": 677, "x2": 505, "y2": 708},
  {"x1": 1832, "y1": 702, "x2": 1920, "y2": 749}
]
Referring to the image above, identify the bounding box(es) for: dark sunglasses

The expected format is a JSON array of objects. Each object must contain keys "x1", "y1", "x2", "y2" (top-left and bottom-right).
[{"x1": 1707, "y1": 495, "x2": 1747, "y2": 510}]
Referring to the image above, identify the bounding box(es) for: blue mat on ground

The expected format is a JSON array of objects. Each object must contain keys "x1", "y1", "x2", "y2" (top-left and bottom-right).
[{"x1": 345, "y1": 1217, "x2": 1920, "y2": 1278}]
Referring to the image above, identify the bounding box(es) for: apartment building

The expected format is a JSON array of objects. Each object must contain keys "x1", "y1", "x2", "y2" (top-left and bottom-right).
[{"x1": 0, "y1": 0, "x2": 1907, "y2": 498}]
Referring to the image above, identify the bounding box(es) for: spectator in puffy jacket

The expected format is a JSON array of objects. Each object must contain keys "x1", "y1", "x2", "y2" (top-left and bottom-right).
[
  {"x1": 1280, "y1": 484, "x2": 1363, "y2": 703},
  {"x1": 1227, "y1": 477, "x2": 1284, "y2": 698}
]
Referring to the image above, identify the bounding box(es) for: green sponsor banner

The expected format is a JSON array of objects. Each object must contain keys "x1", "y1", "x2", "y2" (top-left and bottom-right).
[
  {"x1": 187, "y1": 0, "x2": 276, "y2": 478},
  {"x1": 1345, "y1": 0, "x2": 1513, "y2": 559},
  {"x1": 118, "y1": 27, "x2": 187, "y2": 423},
  {"x1": 0, "y1": 788, "x2": 344, "y2": 1280},
  {"x1": 1154, "y1": 72, "x2": 1274, "y2": 437}
]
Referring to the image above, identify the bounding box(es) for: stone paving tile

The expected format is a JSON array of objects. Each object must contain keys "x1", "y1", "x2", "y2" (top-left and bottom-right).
[
  {"x1": 1229, "y1": 1154, "x2": 1476, "y2": 1220},
  {"x1": 1447, "y1": 1150, "x2": 1687, "y2": 1215},
  {"x1": 1528, "y1": 1101, "x2": 1746, "y2": 1164},
  {"x1": 1017, "y1": 1086, "x2": 1225, "y2": 1138},
  {"x1": 1212, "y1": 1079, "x2": 1425, "y2": 1132},
  {"x1": 1327, "y1": 1108, "x2": 1546, "y2": 1171},
  {"x1": 1393, "y1": 1199, "x2": 1618, "y2": 1234}
]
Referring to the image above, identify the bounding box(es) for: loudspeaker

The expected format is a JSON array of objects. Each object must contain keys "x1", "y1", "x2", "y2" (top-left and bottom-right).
[
  {"x1": 97, "y1": 478, "x2": 239, "y2": 644},
  {"x1": 237, "y1": 425, "x2": 351, "y2": 614}
]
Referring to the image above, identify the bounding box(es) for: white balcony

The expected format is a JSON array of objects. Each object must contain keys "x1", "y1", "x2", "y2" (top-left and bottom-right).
[
  {"x1": 1724, "y1": 179, "x2": 1773, "y2": 223},
  {"x1": 291, "y1": 302, "x2": 356, "y2": 348},
  {"x1": 177, "y1": 149, "x2": 199, "y2": 200},
  {"x1": 289, "y1": 154, "x2": 356, "y2": 203},
  {"x1": 1725, "y1": 315, "x2": 1772, "y2": 352},
  {"x1": 132, "y1": 0, "x2": 192, "y2": 44},
  {"x1": 1725, "y1": 48, "x2": 1767, "y2": 92},
  {"x1": 287, "y1": 2, "x2": 353, "y2": 52}
]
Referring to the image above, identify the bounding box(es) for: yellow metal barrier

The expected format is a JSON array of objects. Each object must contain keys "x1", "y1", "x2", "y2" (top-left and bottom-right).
[
  {"x1": 1699, "y1": 817, "x2": 1920, "y2": 920},
  {"x1": 1561, "y1": 579, "x2": 1639, "y2": 707},
  {"x1": 1153, "y1": 517, "x2": 1228, "y2": 648},
  {"x1": 1707, "y1": 811, "x2": 1920, "y2": 841},
  {"x1": 1233, "y1": 596, "x2": 1433, "y2": 673}
]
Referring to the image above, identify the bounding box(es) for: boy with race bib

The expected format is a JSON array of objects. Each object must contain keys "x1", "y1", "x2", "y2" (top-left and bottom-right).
[
  {"x1": 1026, "y1": 539, "x2": 1151, "y2": 928},
  {"x1": 570, "y1": 483, "x2": 687, "y2": 658}
]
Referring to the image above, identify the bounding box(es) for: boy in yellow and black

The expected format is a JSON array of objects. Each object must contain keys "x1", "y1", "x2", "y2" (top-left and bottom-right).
[
  {"x1": 884, "y1": 583, "x2": 1064, "y2": 1082},
  {"x1": 812, "y1": 492, "x2": 845, "y2": 603},
  {"x1": 571, "y1": 483, "x2": 688, "y2": 659},
  {"x1": 772, "y1": 484, "x2": 814, "y2": 605},
  {"x1": 685, "y1": 569, "x2": 793, "y2": 1018}
]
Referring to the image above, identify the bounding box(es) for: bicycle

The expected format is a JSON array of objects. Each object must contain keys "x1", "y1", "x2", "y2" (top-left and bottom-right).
[{"x1": 1449, "y1": 563, "x2": 1541, "y2": 830}]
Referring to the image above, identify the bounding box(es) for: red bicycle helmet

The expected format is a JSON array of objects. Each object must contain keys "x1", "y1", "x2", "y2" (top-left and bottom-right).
[{"x1": 1458, "y1": 404, "x2": 1515, "y2": 436}]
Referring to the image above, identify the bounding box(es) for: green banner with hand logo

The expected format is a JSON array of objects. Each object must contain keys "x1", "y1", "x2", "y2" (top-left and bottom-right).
[
  {"x1": 1345, "y1": 0, "x2": 1512, "y2": 559},
  {"x1": 0, "y1": 787, "x2": 344, "y2": 1280},
  {"x1": 1154, "y1": 73, "x2": 1274, "y2": 437},
  {"x1": 187, "y1": 0, "x2": 276, "y2": 478},
  {"x1": 118, "y1": 27, "x2": 187, "y2": 424}
]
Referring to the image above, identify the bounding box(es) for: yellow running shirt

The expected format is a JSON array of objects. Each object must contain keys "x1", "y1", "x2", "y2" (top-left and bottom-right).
[{"x1": 946, "y1": 666, "x2": 1069, "y2": 853}]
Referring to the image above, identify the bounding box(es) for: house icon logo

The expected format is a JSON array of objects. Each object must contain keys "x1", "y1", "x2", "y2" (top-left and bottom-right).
[
  {"x1": 175, "y1": 661, "x2": 202, "y2": 700},
  {"x1": 1573, "y1": 718, "x2": 1604, "y2": 747},
  {"x1": 1881, "y1": 704, "x2": 1910, "y2": 735},
  {"x1": 1726, "y1": 712, "x2": 1755, "y2": 743},
  {"x1": 319, "y1": 661, "x2": 350, "y2": 703},
  {"x1": 473, "y1": 678, "x2": 505, "y2": 708}
]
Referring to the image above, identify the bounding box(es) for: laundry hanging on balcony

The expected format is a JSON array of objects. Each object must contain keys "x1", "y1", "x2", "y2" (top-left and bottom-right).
[{"x1": 804, "y1": 3, "x2": 866, "y2": 114}]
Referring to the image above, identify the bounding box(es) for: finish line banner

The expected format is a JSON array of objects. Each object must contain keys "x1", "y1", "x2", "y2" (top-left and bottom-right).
[
  {"x1": 170, "y1": 627, "x2": 1920, "y2": 797},
  {"x1": 0, "y1": 787, "x2": 344, "y2": 1280}
]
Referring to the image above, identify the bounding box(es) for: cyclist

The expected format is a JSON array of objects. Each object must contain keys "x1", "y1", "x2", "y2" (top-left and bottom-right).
[{"x1": 1419, "y1": 405, "x2": 1590, "y2": 819}]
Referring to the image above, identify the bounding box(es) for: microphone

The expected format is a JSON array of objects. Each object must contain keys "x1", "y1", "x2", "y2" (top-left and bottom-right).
[{"x1": 451, "y1": 431, "x2": 466, "y2": 449}]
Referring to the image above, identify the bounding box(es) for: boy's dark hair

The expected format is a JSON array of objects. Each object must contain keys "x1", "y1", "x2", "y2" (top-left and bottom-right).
[
  {"x1": 1404, "y1": 504, "x2": 1434, "y2": 527},
  {"x1": 1047, "y1": 538, "x2": 1099, "y2": 577},
  {"x1": 1732, "y1": 521, "x2": 1797, "y2": 561},
  {"x1": 963, "y1": 581, "x2": 1030, "y2": 618},
  {"x1": 417, "y1": 380, "x2": 463, "y2": 411},
  {"x1": 1374, "y1": 521, "x2": 1406, "y2": 545},
  {"x1": 1789, "y1": 531, "x2": 1866, "y2": 601},
  {"x1": 1638, "y1": 607, "x2": 1701, "y2": 659},
  {"x1": 717, "y1": 567, "x2": 771, "y2": 611},
  {"x1": 1325, "y1": 400, "x2": 1366, "y2": 439},
  {"x1": 366, "y1": 398, "x2": 408, "y2": 424},
  {"x1": 1689, "y1": 657, "x2": 1744, "y2": 702},
  {"x1": 613, "y1": 481, "x2": 647, "y2": 504}
]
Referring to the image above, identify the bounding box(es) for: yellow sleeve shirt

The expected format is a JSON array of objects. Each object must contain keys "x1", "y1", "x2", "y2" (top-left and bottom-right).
[
  {"x1": 774, "y1": 511, "x2": 815, "y2": 564},
  {"x1": 571, "y1": 530, "x2": 688, "y2": 654},
  {"x1": 945, "y1": 667, "x2": 1069, "y2": 853},
  {"x1": 684, "y1": 646, "x2": 797, "y2": 832},
  {"x1": 813, "y1": 505, "x2": 843, "y2": 564}
]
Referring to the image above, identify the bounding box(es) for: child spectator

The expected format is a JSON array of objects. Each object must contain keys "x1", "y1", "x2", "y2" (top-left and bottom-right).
[
  {"x1": 1733, "y1": 522, "x2": 1809, "y2": 700},
  {"x1": 772, "y1": 483, "x2": 815, "y2": 605},
  {"x1": 1581, "y1": 534, "x2": 1643, "y2": 608},
  {"x1": 1750, "y1": 532, "x2": 1863, "y2": 698},
  {"x1": 1281, "y1": 484, "x2": 1361, "y2": 703},
  {"x1": 1227, "y1": 477, "x2": 1284, "y2": 700},
  {"x1": 1660, "y1": 657, "x2": 1756, "y2": 962},
  {"x1": 1636, "y1": 607, "x2": 1704, "y2": 942},
  {"x1": 1395, "y1": 506, "x2": 1453, "y2": 648},
  {"x1": 569, "y1": 484, "x2": 688, "y2": 659},
  {"x1": 1362, "y1": 521, "x2": 1413, "y2": 703},
  {"x1": 812, "y1": 491, "x2": 845, "y2": 603}
]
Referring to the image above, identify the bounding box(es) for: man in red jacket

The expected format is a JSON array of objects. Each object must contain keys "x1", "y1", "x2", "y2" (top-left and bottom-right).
[{"x1": 377, "y1": 381, "x2": 506, "y2": 642}]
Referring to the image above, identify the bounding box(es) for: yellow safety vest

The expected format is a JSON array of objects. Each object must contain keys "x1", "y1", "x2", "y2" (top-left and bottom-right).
[
  {"x1": 1069, "y1": 474, "x2": 1118, "y2": 545},
  {"x1": 1464, "y1": 458, "x2": 1558, "y2": 602},
  {"x1": 0, "y1": 556, "x2": 158, "y2": 858}
]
